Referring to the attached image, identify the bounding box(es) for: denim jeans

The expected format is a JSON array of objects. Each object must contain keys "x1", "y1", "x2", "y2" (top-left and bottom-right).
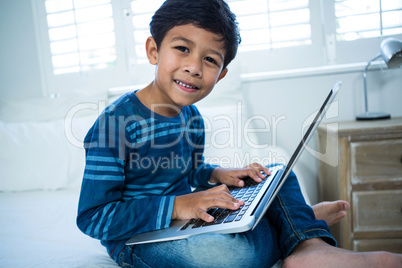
[{"x1": 116, "y1": 169, "x2": 336, "y2": 267}]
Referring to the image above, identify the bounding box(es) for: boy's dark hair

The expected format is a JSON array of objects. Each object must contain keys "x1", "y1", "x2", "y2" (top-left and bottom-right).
[{"x1": 150, "y1": 0, "x2": 241, "y2": 70}]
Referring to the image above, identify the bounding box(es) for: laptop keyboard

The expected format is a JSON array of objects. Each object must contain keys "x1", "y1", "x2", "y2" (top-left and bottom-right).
[{"x1": 180, "y1": 175, "x2": 268, "y2": 231}]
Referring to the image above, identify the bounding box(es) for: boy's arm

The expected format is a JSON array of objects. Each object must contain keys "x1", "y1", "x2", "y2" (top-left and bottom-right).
[
  {"x1": 77, "y1": 176, "x2": 175, "y2": 241},
  {"x1": 76, "y1": 113, "x2": 175, "y2": 241}
]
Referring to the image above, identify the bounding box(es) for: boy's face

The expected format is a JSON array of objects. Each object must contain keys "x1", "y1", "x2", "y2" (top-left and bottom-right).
[{"x1": 146, "y1": 24, "x2": 228, "y2": 111}]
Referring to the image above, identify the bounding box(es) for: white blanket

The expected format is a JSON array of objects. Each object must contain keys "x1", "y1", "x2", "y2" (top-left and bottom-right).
[{"x1": 0, "y1": 188, "x2": 118, "y2": 268}]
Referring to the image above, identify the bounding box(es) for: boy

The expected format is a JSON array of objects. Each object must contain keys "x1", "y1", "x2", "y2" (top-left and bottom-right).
[{"x1": 77, "y1": 0, "x2": 402, "y2": 267}]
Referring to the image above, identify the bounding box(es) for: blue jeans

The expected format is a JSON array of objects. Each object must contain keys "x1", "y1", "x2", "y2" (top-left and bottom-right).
[{"x1": 116, "y1": 169, "x2": 336, "y2": 267}]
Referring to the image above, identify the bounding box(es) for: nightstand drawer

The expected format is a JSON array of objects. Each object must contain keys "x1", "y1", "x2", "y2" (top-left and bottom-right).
[
  {"x1": 352, "y1": 190, "x2": 402, "y2": 233},
  {"x1": 353, "y1": 239, "x2": 402, "y2": 253},
  {"x1": 319, "y1": 118, "x2": 402, "y2": 251},
  {"x1": 350, "y1": 139, "x2": 402, "y2": 184}
]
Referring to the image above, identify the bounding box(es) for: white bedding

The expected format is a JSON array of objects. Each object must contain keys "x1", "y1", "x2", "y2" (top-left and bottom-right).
[{"x1": 0, "y1": 188, "x2": 118, "y2": 268}]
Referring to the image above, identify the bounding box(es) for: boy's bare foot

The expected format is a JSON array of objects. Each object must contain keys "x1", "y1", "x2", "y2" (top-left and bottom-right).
[
  {"x1": 283, "y1": 238, "x2": 402, "y2": 268},
  {"x1": 312, "y1": 200, "x2": 350, "y2": 226}
]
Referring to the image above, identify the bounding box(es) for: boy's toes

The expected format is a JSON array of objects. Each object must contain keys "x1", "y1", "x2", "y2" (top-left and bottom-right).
[
  {"x1": 327, "y1": 200, "x2": 350, "y2": 214},
  {"x1": 334, "y1": 210, "x2": 347, "y2": 222},
  {"x1": 312, "y1": 200, "x2": 350, "y2": 227},
  {"x1": 336, "y1": 200, "x2": 350, "y2": 212}
]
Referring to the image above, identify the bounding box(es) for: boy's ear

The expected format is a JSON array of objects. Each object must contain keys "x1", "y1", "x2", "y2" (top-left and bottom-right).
[
  {"x1": 146, "y1": 36, "x2": 158, "y2": 65},
  {"x1": 217, "y1": 68, "x2": 228, "y2": 83}
]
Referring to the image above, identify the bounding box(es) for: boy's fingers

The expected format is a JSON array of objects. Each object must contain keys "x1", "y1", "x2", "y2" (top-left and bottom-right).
[
  {"x1": 205, "y1": 186, "x2": 243, "y2": 203},
  {"x1": 229, "y1": 169, "x2": 254, "y2": 185},
  {"x1": 252, "y1": 164, "x2": 270, "y2": 176},
  {"x1": 245, "y1": 164, "x2": 271, "y2": 182},
  {"x1": 208, "y1": 184, "x2": 230, "y2": 193},
  {"x1": 206, "y1": 198, "x2": 243, "y2": 211},
  {"x1": 209, "y1": 190, "x2": 241, "y2": 203},
  {"x1": 222, "y1": 177, "x2": 244, "y2": 188},
  {"x1": 195, "y1": 197, "x2": 244, "y2": 222},
  {"x1": 204, "y1": 190, "x2": 244, "y2": 207},
  {"x1": 245, "y1": 168, "x2": 263, "y2": 183},
  {"x1": 235, "y1": 178, "x2": 244, "y2": 187},
  {"x1": 263, "y1": 167, "x2": 271, "y2": 176},
  {"x1": 196, "y1": 209, "x2": 215, "y2": 222}
]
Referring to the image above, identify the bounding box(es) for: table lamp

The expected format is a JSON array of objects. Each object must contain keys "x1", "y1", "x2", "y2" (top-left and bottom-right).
[{"x1": 356, "y1": 37, "x2": 402, "y2": 120}]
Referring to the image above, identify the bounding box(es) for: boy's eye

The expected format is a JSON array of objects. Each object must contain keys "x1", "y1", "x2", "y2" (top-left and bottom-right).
[
  {"x1": 176, "y1": 46, "x2": 189, "y2": 53},
  {"x1": 204, "y1": 57, "x2": 217, "y2": 65}
]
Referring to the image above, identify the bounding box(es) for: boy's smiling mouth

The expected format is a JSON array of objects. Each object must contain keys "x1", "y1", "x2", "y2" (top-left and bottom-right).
[{"x1": 174, "y1": 80, "x2": 199, "y2": 90}]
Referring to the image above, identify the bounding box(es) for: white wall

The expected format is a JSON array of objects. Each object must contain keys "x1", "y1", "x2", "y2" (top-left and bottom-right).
[{"x1": 0, "y1": 0, "x2": 45, "y2": 100}]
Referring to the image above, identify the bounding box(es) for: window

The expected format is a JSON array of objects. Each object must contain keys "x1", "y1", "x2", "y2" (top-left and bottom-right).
[
  {"x1": 34, "y1": 0, "x2": 402, "y2": 94},
  {"x1": 129, "y1": 0, "x2": 312, "y2": 63},
  {"x1": 44, "y1": 0, "x2": 116, "y2": 74},
  {"x1": 130, "y1": 0, "x2": 165, "y2": 64},
  {"x1": 228, "y1": 0, "x2": 311, "y2": 51},
  {"x1": 335, "y1": 0, "x2": 402, "y2": 41},
  {"x1": 320, "y1": 0, "x2": 402, "y2": 65}
]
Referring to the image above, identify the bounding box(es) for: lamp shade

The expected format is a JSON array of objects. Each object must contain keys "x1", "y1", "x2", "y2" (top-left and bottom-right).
[
  {"x1": 380, "y1": 38, "x2": 402, "y2": 68},
  {"x1": 356, "y1": 37, "x2": 402, "y2": 120}
]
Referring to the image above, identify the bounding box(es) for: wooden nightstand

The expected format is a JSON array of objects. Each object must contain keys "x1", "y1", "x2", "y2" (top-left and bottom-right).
[{"x1": 317, "y1": 117, "x2": 402, "y2": 253}]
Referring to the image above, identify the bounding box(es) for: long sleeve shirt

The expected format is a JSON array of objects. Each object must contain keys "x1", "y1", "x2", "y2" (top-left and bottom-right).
[{"x1": 76, "y1": 91, "x2": 217, "y2": 259}]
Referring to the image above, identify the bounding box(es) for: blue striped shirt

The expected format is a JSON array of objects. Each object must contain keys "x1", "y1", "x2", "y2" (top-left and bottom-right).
[{"x1": 77, "y1": 91, "x2": 217, "y2": 259}]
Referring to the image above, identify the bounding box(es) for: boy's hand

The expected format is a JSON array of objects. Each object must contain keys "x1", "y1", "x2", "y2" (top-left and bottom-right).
[
  {"x1": 172, "y1": 185, "x2": 244, "y2": 222},
  {"x1": 209, "y1": 163, "x2": 271, "y2": 188}
]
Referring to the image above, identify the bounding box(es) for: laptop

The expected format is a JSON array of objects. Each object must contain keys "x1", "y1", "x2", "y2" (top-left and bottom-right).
[{"x1": 126, "y1": 81, "x2": 342, "y2": 246}]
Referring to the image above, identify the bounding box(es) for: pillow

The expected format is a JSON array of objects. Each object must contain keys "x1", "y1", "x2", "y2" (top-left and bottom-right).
[
  {"x1": 0, "y1": 91, "x2": 106, "y2": 123},
  {"x1": 0, "y1": 115, "x2": 96, "y2": 192},
  {"x1": 0, "y1": 91, "x2": 105, "y2": 191}
]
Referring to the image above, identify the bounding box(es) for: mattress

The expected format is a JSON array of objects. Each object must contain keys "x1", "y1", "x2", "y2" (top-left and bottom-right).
[{"x1": 0, "y1": 188, "x2": 118, "y2": 268}]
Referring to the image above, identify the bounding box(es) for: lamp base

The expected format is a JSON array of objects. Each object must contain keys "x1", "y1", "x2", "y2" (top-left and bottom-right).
[{"x1": 356, "y1": 112, "x2": 391, "y2": 121}]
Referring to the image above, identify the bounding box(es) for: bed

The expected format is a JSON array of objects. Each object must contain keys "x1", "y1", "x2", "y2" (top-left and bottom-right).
[
  {"x1": 1, "y1": 188, "x2": 117, "y2": 267},
  {"x1": 0, "y1": 59, "x2": 309, "y2": 267}
]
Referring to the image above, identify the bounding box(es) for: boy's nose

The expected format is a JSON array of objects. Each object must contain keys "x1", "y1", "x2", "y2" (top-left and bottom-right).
[{"x1": 183, "y1": 57, "x2": 202, "y2": 77}]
